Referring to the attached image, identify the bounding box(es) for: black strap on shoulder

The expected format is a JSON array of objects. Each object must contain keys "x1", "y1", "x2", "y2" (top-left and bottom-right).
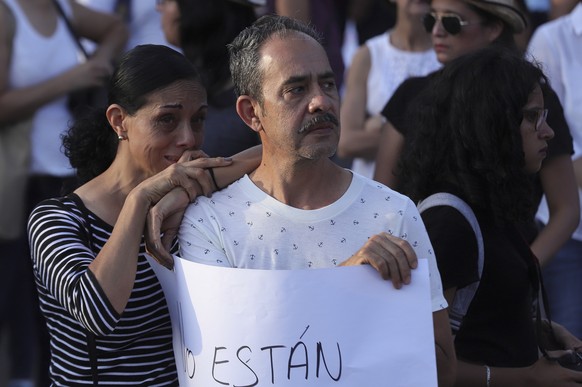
[
  {"x1": 69, "y1": 194, "x2": 99, "y2": 385},
  {"x1": 51, "y1": 0, "x2": 89, "y2": 59},
  {"x1": 86, "y1": 332, "x2": 98, "y2": 386}
]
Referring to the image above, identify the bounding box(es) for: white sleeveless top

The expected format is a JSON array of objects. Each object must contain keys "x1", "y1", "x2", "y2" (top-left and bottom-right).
[
  {"x1": 351, "y1": 31, "x2": 440, "y2": 178},
  {"x1": 5, "y1": 0, "x2": 80, "y2": 176}
]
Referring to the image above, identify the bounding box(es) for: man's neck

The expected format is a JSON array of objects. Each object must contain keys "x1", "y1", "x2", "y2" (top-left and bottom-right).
[{"x1": 249, "y1": 158, "x2": 352, "y2": 210}]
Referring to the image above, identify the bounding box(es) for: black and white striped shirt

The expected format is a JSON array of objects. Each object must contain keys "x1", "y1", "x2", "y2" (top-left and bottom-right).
[{"x1": 28, "y1": 194, "x2": 178, "y2": 385}]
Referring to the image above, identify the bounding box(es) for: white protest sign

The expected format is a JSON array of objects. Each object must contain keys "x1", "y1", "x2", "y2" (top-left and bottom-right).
[{"x1": 149, "y1": 256, "x2": 437, "y2": 387}]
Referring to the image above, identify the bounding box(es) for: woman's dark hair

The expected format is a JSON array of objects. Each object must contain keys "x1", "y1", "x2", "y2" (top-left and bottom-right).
[
  {"x1": 62, "y1": 44, "x2": 201, "y2": 185},
  {"x1": 177, "y1": 0, "x2": 257, "y2": 104},
  {"x1": 399, "y1": 46, "x2": 547, "y2": 224}
]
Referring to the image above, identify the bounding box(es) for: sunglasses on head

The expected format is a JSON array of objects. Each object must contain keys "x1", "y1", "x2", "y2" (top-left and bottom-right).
[{"x1": 422, "y1": 12, "x2": 470, "y2": 35}]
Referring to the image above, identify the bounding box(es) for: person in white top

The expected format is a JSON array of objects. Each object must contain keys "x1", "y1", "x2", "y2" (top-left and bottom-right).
[
  {"x1": 527, "y1": 1, "x2": 582, "y2": 338},
  {"x1": 337, "y1": 0, "x2": 440, "y2": 178},
  {"x1": 175, "y1": 14, "x2": 457, "y2": 386}
]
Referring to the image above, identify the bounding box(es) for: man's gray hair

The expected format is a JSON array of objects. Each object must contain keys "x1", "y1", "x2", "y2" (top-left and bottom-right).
[{"x1": 227, "y1": 14, "x2": 323, "y2": 105}]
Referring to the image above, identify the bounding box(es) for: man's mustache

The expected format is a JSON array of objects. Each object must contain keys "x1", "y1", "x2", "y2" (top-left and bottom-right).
[{"x1": 298, "y1": 113, "x2": 339, "y2": 133}]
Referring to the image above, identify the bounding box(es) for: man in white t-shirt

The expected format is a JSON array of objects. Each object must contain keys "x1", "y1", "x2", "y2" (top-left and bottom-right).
[{"x1": 176, "y1": 14, "x2": 456, "y2": 386}]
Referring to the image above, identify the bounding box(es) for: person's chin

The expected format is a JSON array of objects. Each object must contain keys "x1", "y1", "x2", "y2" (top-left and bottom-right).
[
  {"x1": 434, "y1": 49, "x2": 450, "y2": 64},
  {"x1": 301, "y1": 142, "x2": 338, "y2": 160}
]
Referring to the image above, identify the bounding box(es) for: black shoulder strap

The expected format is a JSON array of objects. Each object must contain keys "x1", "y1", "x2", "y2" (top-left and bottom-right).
[
  {"x1": 86, "y1": 332, "x2": 98, "y2": 386},
  {"x1": 70, "y1": 194, "x2": 99, "y2": 385},
  {"x1": 51, "y1": 0, "x2": 89, "y2": 59}
]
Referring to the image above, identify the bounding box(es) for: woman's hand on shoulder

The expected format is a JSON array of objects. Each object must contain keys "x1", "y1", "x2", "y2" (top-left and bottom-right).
[{"x1": 142, "y1": 151, "x2": 233, "y2": 269}]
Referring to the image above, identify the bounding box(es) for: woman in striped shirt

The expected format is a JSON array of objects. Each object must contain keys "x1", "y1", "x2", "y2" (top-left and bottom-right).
[{"x1": 27, "y1": 44, "x2": 260, "y2": 385}]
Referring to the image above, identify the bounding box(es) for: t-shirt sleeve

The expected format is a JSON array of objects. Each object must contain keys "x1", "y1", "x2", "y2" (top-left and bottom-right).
[
  {"x1": 178, "y1": 199, "x2": 232, "y2": 267},
  {"x1": 380, "y1": 76, "x2": 430, "y2": 138},
  {"x1": 400, "y1": 199, "x2": 448, "y2": 312},
  {"x1": 28, "y1": 198, "x2": 119, "y2": 335},
  {"x1": 544, "y1": 85, "x2": 573, "y2": 159},
  {"x1": 420, "y1": 206, "x2": 479, "y2": 291}
]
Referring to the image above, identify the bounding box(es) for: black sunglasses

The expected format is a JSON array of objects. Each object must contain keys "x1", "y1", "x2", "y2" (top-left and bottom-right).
[{"x1": 422, "y1": 12, "x2": 471, "y2": 35}]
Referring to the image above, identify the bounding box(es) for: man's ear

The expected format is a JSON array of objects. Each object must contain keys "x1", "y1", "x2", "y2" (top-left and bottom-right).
[
  {"x1": 106, "y1": 104, "x2": 127, "y2": 138},
  {"x1": 236, "y1": 95, "x2": 262, "y2": 133}
]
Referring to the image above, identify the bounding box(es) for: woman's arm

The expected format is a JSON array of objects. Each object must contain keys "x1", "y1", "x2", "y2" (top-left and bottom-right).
[
  {"x1": 86, "y1": 157, "x2": 231, "y2": 313},
  {"x1": 145, "y1": 146, "x2": 262, "y2": 266},
  {"x1": 434, "y1": 308, "x2": 457, "y2": 387},
  {"x1": 573, "y1": 157, "x2": 582, "y2": 188},
  {"x1": 454, "y1": 356, "x2": 582, "y2": 386},
  {"x1": 532, "y1": 155, "x2": 579, "y2": 266},
  {"x1": 213, "y1": 144, "x2": 262, "y2": 189},
  {"x1": 337, "y1": 45, "x2": 384, "y2": 160},
  {"x1": 373, "y1": 121, "x2": 405, "y2": 189},
  {"x1": 70, "y1": 0, "x2": 128, "y2": 65}
]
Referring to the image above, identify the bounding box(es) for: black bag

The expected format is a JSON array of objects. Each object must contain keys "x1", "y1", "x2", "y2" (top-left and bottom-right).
[{"x1": 52, "y1": 0, "x2": 109, "y2": 118}]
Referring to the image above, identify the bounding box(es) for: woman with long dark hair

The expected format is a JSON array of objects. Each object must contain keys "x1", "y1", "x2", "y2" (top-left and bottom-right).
[{"x1": 400, "y1": 47, "x2": 582, "y2": 386}]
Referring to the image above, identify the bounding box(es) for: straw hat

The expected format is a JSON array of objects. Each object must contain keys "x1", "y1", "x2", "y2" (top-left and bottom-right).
[
  {"x1": 228, "y1": 0, "x2": 266, "y2": 6},
  {"x1": 464, "y1": 0, "x2": 527, "y2": 33}
]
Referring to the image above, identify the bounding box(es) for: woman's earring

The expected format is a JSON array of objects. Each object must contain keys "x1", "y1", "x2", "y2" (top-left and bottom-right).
[{"x1": 118, "y1": 134, "x2": 126, "y2": 141}]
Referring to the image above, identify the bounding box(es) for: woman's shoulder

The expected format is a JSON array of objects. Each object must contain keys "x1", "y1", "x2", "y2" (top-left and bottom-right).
[
  {"x1": 32, "y1": 194, "x2": 80, "y2": 213},
  {"x1": 29, "y1": 194, "x2": 90, "y2": 227}
]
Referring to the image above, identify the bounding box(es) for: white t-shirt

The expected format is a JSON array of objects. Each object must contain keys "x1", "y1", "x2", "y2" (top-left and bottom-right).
[
  {"x1": 179, "y1": 172, "x2": 447, "y2": 312},
  {"x1": 527, "y1": 4, "x2": 582, "y2": 240}
]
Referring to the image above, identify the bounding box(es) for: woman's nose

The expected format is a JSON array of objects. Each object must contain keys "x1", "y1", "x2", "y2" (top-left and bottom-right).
[{"x1": 538, "y1": 119, "x2": 554, "y2": 140}]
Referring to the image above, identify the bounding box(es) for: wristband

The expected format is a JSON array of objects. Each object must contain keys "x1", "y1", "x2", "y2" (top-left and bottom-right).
[{"x1": 207, "y1": 167, "x2": 221, "y2": 190}]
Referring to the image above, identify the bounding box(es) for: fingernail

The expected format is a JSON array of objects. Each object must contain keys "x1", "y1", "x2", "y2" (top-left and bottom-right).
[{"x1": 224, "y1": 157, "x2": 233, "y2": 161}]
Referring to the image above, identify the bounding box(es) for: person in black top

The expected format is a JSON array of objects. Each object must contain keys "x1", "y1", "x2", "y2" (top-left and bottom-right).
[
  {"x1": 399, "y1": 46, "x2": 582, "y2": 386},
  {"x1": 373, "y1": 0, "x2": 578, "y2": 269}
]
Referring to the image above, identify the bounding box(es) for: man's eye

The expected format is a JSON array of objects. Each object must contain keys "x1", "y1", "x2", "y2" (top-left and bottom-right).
[
  {"x1": 322, "y1": 81, "x2": 336, "y2": 90},
  {"x1": 289, "y1": 86, "x2": 304, "y2": 94}
]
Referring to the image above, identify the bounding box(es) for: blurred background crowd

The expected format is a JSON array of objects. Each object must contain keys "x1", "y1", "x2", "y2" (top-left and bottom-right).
[{"x1": 0, "y1": 0, "x2": 579, "y2": 386}]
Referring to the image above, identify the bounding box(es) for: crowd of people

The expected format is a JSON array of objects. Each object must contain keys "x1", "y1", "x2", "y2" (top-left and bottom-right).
[{"x1": 0, "y1": 0, "x2": 580, "y2": 386}]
